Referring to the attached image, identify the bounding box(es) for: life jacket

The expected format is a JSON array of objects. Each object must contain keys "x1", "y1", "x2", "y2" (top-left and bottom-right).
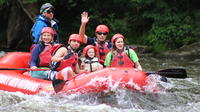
[
  {"x1": 110, "y1": 48, "x2": 135, "y2": 67},
  {"x1": 50, "y1": 47, "x2": 78, "y2": 71},
  {"x1": 38, "y1": 43, "x2": 61, "y2": 67},
  {"x1": 83, "y1": 57, "x2": 101, "y2": 72},
  {"x1": 50, "y1": 44, "x2": 63, "y2": 55},
  {"x1": 95, "y1": 41, "x2": 110, "y2": 63}
]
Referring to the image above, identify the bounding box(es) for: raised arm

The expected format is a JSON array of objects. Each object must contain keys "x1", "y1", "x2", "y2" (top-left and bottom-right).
[{"x1": 79, "y1": 12, "x2": 90, "y2": 44}]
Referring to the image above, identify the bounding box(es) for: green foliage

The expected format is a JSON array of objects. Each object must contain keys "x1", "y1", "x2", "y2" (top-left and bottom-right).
[
  {"x1": 137, "y1": 0, "x2": 199, "y2": 52},
  {"x1": 22, "y1": 0, "x2": 200, "y2": 53},
  {"x1": 23, "y1": 0, "x2": 56, "y2": 4},
  {"x1": 0, "y1": 0, "x2": 6, "y2": 5},
  {"x1": 114, "y1": 0, "x2": 199, "y2": 52},
  {"x1": 147, "y1": 23, "x2": 196, "y2": 52},
  {"x1": 21, "y1": 0, "x2": 37, "y2": 3}
]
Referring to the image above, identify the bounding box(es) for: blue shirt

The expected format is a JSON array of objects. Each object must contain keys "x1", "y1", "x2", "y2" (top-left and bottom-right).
[{"x1": 31, "y1": 15, "x2": 59, "y2": 43}]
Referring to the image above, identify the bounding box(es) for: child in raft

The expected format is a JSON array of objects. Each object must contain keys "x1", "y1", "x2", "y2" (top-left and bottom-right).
[{"x1": 80, "y1": 45, "x2": 103, "y2": 72}]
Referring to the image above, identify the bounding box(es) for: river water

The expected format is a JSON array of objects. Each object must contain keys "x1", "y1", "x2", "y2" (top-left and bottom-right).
[{"x1": 0, "y1": 51, "x2": 200, "y2": 112}]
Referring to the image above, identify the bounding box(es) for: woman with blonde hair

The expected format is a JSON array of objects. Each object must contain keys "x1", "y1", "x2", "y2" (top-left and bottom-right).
[{"x1": 30, "y1": 27, "x2": 60, "y2": 79}]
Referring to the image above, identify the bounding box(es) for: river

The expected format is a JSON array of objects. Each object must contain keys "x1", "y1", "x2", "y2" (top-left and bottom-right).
[{"x1": 0, "y1": 51, "x2": 199, "y2": 112}]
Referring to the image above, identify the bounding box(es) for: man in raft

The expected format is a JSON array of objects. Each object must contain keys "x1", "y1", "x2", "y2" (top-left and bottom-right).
[
  {"x1": 79, "y1": 12, "x2": 112, "y2": 65},
  {"x1": 31, "y1": 3, "x2": 59, "y2": 44}
]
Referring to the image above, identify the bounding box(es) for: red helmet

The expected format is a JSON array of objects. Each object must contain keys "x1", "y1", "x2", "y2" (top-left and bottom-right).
[
  {"x1": 68, "y1": 34, "x2": 82, "y2": 43},
  {"x1": 83, "y1": 45, "x2": 97, "y2": 56},
  {"x1": 95, "y1": 25, "x2": 109, "y2": 33},
  {"x1": 111, "y1": 33, "x2": 124, "y2": 44},
  {"x1": 41, "y1": 27, "x2": 55, "y2": 37}
]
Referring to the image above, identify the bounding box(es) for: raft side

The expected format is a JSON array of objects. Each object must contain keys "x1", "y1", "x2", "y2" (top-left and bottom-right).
[
  {"x1": 0, "y1": 52, "x2": 30, "y2": 73},
  {"x1": 0, "y1": 71, "x2": 52, "y2": 95},
  {"x1": 60, "y1": 67, "x2": 148, "y2": 94}
]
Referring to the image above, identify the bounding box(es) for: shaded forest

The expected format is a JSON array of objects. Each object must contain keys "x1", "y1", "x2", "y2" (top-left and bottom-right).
[{"x1": 0, "y1": 0, "x2": 200, "y2": 53}]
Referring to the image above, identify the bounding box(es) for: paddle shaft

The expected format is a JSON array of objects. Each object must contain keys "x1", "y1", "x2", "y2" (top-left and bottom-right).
[
  {"x1": 1, "y1": 68, "x2": 186, "y2": 78},
  {"x1": 0, "y1": 68, "x2": 49, "y2": 71}
]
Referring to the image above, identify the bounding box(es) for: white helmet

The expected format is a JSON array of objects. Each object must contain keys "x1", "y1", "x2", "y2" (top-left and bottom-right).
[{"x1": 40, "y1": 3, "x2": 54, "y2": 13}]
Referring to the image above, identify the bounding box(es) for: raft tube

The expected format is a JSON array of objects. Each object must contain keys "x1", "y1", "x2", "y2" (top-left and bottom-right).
[{"x1": 0, "y1": 52, "x2": 148, "y2": 95}]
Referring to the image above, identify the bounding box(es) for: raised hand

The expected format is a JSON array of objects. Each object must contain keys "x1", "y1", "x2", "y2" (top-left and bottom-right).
[{"x1": 81, "y1": 11, "x2": 90, "y2": 24}]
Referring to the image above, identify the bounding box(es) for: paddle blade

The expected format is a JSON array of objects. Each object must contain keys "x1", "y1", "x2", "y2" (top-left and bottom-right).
[
  {"x1": 52, "y1": 79, "x2": 67, "y2": 93},
  {"x1": 158, "y1": 68, "x2": 187, "y2": 78}
]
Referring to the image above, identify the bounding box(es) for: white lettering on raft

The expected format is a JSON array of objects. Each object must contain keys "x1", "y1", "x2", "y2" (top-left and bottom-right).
[{"x1": 0, "y1": 74, "x2": 40, "y2": 92}]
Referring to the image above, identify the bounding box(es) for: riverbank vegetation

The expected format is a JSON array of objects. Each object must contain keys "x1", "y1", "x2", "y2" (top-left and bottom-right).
[{"x1": 0, "y1": 0, "x2": 199, "y2": 53}]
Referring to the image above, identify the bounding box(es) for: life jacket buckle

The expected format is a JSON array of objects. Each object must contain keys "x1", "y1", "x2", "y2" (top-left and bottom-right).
[{"x1": 118, "y1": 61, "x2": 124, "y2": 65}]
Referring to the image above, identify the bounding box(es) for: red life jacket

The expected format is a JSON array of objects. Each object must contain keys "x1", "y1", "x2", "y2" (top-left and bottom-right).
[
  {"x1": 110, "y1": 50, "x2": 135, "y2": 67},
  {"x1": 50, "y1": 44, "x2": 63, "y2": 55},
  {"x1": 51, "y1": 47, "x2": 78, "y2": 71},
  {"x1": 95, "y1": 41, "x2": 110, "y2": 63},
  {"x1": 39, "y1": 43, "x2": 61, "y2": 67}
]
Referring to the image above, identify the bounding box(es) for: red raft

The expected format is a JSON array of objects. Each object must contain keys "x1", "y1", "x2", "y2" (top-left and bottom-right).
[{"x1": 0, "y1": 52, "x2": 148, "y2": 95}]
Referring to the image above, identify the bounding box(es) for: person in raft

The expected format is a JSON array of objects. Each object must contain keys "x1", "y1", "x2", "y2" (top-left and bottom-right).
[
  {"x1": 104, "y1": 33, "x2": 143, "y2": 71},
  {"x1": 48, "y1": 34, "x2": 83, "y2": 81},
  {"x1": 30, "y1": 27, "x2": 60, "y2": 70},
  {"x1": 30, "y1": 34, "x2": 82, "y2": 81},
  {"x1": 79, "y1": 45, "x2": 103, "y2": 73},
  {"x1": 79, "y1": 12, "x2": 112, "y2": 65},
  {"x1": 31, "y1": 3, "x2": 59, "y2": 44}
]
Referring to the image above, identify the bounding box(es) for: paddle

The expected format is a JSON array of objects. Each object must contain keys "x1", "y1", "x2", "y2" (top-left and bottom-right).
[
  {"x1": 146, "y1": 68, "x2": 187, "y2": 78},
  {"x1": 52, "y1": 71, "x2": 87, "y2": 93},
  {"x1": 0, "y1": 68, "x2": 49, "y2": 71},
  {"x1": 52, "y1": 79, "x2": 68, "y2": 93}
]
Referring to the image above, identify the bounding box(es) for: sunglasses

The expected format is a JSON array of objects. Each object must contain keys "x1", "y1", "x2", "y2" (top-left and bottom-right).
[
  {"x1": 46, "y1": 9, "x2": 54, "y2": 14},
  {"x1": 97, "y1": 32, "x2": 108, "y2": 35}
]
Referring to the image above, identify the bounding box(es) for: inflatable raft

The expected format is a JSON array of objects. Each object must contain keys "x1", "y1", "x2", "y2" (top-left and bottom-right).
[{"x1": 0, "y1": 52, "x2": 149, "y2": 95}]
